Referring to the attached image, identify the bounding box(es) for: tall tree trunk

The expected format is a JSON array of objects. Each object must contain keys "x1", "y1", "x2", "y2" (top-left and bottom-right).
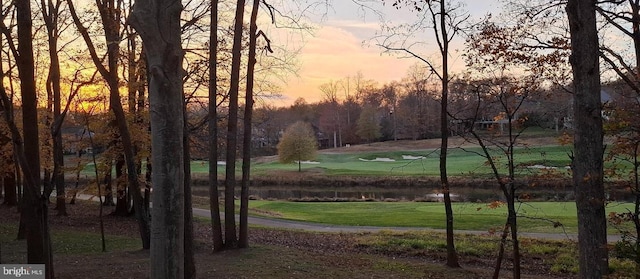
[
  {"x1": 17, "y1": 0, "x2": 43, "y2": 260},
  {"x1": 10, "y1": 0, "x2": 54, "y2": 276},
  {"x1": 566, "y1": 0, "x2": 608, "y2": 277},
  {"x1": 438, "y1": 0, "x2": 459, "y2": 269},
  {"x1": 40, "y1": 0, "x2": 67, "y2": 216},
  {"x1": 224, "y1": 0, "x2": 247, "y2": 249},
  {"x1": 130, "y1": 0, "x2": 185, "y2": 276},
  {"x1": 239, "y1": 0, "x2": 260, "y2": 248},
  {"x1": 184, "y1": 99, "x2": 196, "y2": 278},
  {"x1": 208, "y1": 0, "x2": 224, "y2": 252}
]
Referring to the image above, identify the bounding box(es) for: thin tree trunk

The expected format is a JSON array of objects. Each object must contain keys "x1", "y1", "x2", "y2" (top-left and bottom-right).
[
  {"x1": 239, "y1": 0, "x2": 260, "y2": 248},
  {"x1": 184, "y1": 100, "x2": 196, "y2": 278},
  {"x1": 508, "y1": 193, "x2": 521, "y2": 279},
  {"x1": 438, "y1": 0, "x2": 459, "y2": 269},
  {"x1": 87, "y1": 125, "x2": 106, "y2": 252},
  {"x1": 566, "y1": 0, "x2": 608, "y2": 277},
  {"x1": 223, "y1": 0, "x2": 247, "y2": 249},
  {"x1": 40, "y1": 0, "x2": 67, "y2": 216},
  {"x1": 492, "y1": 222, "x2": 510, "y2": 279},
  {"x1": 208, "y1": 0, "x2": 223, "y2": 252}
]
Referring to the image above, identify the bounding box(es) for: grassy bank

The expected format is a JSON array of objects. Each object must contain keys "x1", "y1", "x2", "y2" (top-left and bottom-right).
[{"x1": 247, "y1": 200, "x2": 634, "y2": 234}]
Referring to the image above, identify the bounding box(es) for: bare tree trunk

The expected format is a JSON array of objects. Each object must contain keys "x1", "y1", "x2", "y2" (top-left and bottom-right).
[
  {"x1": 40, "y1": 0, "x2": 67, "y2": 216},
  {"x1": 208, "y1": 0, "x2": 224, "y2": 252},
  {"x1": 239, "y1": 0, "x2": 260, "y2": 248},
  {"x1": 86, "y1": 124, "x2": 106, "y2": 252},
  {"x1": 17, "y1": 0, "x2": 42, "y2": 260},
  {"x1": 507, "y1": 192, "x2": 521, "y2": 279},
  {"x1": 438, "y1": 0, "x2": 459, "y2": 268},
  {"x1": 130, "y1": 0, "x2": 185, "y2": 276},
  {"x1": 566, "y1": 0, "x2": 608, "y2": 277},
  {"x1": 492, "y1": 223, "x2": 510, "y2": 279},
  {"x1": 3, "y1": 1, "x2": 53, "y2": 276},
  {"x1": 224, "y1": 0, "x2": 247, "y2": 249},
  {"x1": 184, "y1": 99, "x2": 196, "y2": 278}
]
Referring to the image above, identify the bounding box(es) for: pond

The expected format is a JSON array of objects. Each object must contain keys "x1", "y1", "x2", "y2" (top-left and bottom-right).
[
  {"x1": 190, "y1": 185, "x2": 512, "y2": 202},
  {"x1": 190, "y1": 183, "x2": 597, "y2": 202}
]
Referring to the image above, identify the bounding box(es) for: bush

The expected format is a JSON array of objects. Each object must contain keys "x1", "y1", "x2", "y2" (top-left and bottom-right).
[{"x1": 613, "y1": 234, "x2": 638, "y2": 261}]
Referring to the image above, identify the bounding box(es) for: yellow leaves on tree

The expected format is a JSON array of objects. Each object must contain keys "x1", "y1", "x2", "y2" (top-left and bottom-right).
[{"x1": 277, "y1": 121, "x2": 318, "y2": 172}]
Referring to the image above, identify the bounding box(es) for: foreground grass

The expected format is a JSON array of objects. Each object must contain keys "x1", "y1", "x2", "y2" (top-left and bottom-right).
[
  {"x1": 0, "y1": 219, "x2": 535, "y2": 278},
  {"x1": 356, "y1": 230, "x2": 637, "y2": 277},
  {"x1": 248, "y1": 201, "x2": 634, "y2": 234},
  {"x1": 1, "y1": 214, "x2": 636, "y2": 278},
  {"x1": 0, "y1": 223, "x2": 140, "y2": 263}
]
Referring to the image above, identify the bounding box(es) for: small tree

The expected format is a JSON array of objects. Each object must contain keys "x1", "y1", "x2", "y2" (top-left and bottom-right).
[
  {"x1": 277, "y1": 121, "x2": 318, "y2": 172},
  {"x1": 356, "y1": 105, "x2": 381, "y2": 143}
]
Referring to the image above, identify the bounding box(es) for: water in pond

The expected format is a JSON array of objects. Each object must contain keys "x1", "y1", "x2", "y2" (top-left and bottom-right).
[{"x1": 192, "y1": 186, "x2": 470, "y2": 201}]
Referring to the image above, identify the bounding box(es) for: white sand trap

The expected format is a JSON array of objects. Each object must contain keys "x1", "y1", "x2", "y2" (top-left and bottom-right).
[
  {"x1": 402, "y1": 155, "x2": 425, "y2": 160},
  {"x1": 217, "y1": 161, "x2": 227, "y2": 165},
  {"x1": 359, "y1": 157, "x2": 396, "y2": 162},
  {"x1": 527, "y1": 164, "x2": 570, "y2": 169},
  {"x1": 296, "y1": 160, "x2": 320, "y2": 164}
]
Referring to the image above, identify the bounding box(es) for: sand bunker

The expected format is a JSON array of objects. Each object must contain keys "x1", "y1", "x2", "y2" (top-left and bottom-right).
[
  {"x1": 358, "y1": 157, "x2": 396, "y2": 162},
  {"x1": 402, "y1": 155, "x2": 426, "y2": 160},
  {"x1": 296, "y1": 160, "x2": 320, "y2": 164},
  {"x1": 526, "y1": 164, "x2": 570, "y2": 169}
]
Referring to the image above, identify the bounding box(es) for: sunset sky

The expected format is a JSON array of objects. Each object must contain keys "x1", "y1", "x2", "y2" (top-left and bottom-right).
[{"x1": 271, "y1": 1, "x2": 500, "y2": 106}]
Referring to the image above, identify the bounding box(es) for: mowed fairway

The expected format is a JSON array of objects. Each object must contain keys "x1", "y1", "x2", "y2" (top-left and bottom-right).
[
  {"x1": 249, "y1": 200, "x2": 634, "y2": 234},
  {"x1": 188, "y1": 145, "x2": 577, "y2": 177},
  {"x1": 255, "y1": 145, "x2": 574, "y2": 176}
]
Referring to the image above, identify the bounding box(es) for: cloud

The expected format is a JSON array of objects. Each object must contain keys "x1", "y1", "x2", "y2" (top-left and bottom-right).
[{"x1": 278, "y1": 25, "x2": 414, "y2": 105}]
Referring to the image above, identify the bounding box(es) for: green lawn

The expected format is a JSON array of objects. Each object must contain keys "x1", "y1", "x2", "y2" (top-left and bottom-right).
[
  {"x1": 248, "y1": 200, "x2": 634, "y2": 234},
  {"x1": 251, "y1": 145, "x2": 575, "y2": 176},
  {"x1": 74, "y1": 144, "x2": 634, "y2": 178}
]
